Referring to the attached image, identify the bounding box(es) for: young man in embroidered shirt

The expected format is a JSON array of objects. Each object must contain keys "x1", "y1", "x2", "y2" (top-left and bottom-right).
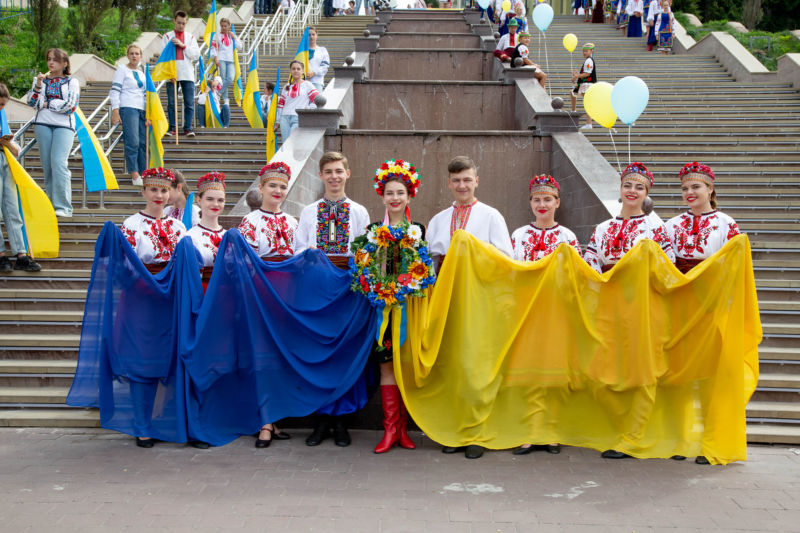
[
  {"x1": 162, "y1": 10, "x2": 200, "y2": 137},
  {"x1": 295, "y1": 151, "x2": 370, "y2": 447},
  {"x1": 426, "y1": 156, "x2": 513, "y2": 460}
]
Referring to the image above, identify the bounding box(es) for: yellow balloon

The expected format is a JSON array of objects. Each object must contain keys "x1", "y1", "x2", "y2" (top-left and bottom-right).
[
  {"x1": 562, "y1": 33, "x2": 578, "y2": 53},
  {"x1": 583, "y1": 82, "x2": 617, "y2": 129},
  {"x1": 501, "y1": 0, "x2": 511, "y2": 12},
  {"x1": 538, "y1": 0, "x2": 546, "y2": 2}
]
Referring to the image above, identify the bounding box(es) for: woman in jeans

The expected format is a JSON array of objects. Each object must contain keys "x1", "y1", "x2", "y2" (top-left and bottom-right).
[
  {"x1": 274, "y1": 60, "x2": 319, "y2": 142},
  {"x1": 27, "y1": 48, "x2": 79, "y2": 218},
  {"x1": 110, "y1": 45, "x2": 147, "y2": 186}
]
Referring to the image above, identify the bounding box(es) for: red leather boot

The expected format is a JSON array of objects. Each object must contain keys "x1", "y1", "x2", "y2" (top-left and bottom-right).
[
  {"x1": 397, "y1": 392, "x2": 416, "y2": 449},
  {"x1": 374, "y1": 385, "x2": 401, "y2": 453}
]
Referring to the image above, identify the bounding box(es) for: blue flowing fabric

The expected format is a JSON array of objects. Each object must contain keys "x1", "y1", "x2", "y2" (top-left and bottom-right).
[
  {"x1": 181, "y1": 230, "x2": 377, "y2": 444},
  {"x1": 66, "y1": 221, "x2": 204, "y2": 443},
  {"x1": 68, "y1": 223, "x2": 377, "y2": 446}
]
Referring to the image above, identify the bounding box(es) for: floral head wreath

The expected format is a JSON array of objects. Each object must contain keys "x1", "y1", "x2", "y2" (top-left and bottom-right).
[
  {"x1": 373, "y1": 159, "x2": 421, "y2": 198},
  {"x1": 259, "y1": 161, "x2": 291, "y2": 184},
  {"x1": 620, "y1": 162, "x2": 654, "y2": 189},
  {"x1": 198, "y1": 171, "x2": 226, "y2": 193},
  {"x1": 142, "y1": 167, "x2": 176, "y2": 188},
  {"x1": 678, "y1": 161, "x2": 715, "y2": 186},
  {"x1": 529, "y1": 174, "x2": 560, "y2": 197}
]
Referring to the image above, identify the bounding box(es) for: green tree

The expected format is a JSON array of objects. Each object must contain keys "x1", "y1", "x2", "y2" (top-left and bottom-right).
[
  {"x1": 135, "y1": 0, "x2": 163, "y2": 32},
  {"x1": 117, "y1": 0, "x2": 138, "y2": 32},
  {"x1": 28, "y1": 0, "x2": 62, "y2": 63},
  {"x1": 760, "y1": 0, "x2": 800, "y2": 31},
  {"x1": 65, "y1": 0, "x2": 113, "y2": 53}
]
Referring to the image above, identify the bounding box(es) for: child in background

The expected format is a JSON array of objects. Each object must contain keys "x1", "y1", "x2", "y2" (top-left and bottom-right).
[
  {"x1": 209, "y1": 18, "x2": 241, "y2": 126},
  {"x1": 261, "y1": 80, "x2": 276, "y2": 123},
  {"x1": 196, "y1": 76, "x2": 223, "y2": 128},
  {"x1": 511, "y1": 32, "x2": 547, "y2": 89},
  {"x1": 571, "y1": 43, "x2": 596, "y2": 130}
]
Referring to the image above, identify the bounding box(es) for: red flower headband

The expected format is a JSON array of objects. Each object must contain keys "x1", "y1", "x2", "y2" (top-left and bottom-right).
[
  {"x1": 141, "y1": 167, "x2": 176, "y2": 187},
  {"x1": 620, "y1": 162, "x2": 654, "y2": 189},
  {"x1": 198, "y1": 171, "x2": 226, "y2": 193},
  {"x1": 528, "y1": 174, "x2": 560, "y2": 196},
  {"x1": 678, "y1": 161, "x2": 715, "y2": 185},
  {"x1": 259, "y1": 162, "x2": 291, "y2": 184},
  {"x1": 373, "y1": 159, "x2": 421, "y2": 198}
]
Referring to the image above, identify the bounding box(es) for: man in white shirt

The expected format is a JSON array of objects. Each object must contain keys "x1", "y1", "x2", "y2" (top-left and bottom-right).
[
  {"x1": 427, "y1": 157, "x2": 512, "y2": 460},
  {"x1": 295, "y1": 151, "x2": 370, "y2": 448},
  {"x1": 162, "y1": 10, "x2": 200, "y2": 137}
]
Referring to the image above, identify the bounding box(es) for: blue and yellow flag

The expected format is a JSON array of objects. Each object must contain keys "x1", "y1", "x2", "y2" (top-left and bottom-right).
[
  {"x1": 1, "y1": 110, "x2": 59, "y2": 258},
  {"x1": 199, "y1": 56, "x2": 223, "y2": 128},
  {"x1": 265, "y1": 67, "x2": 281, "y2": 161},
  {"x1": 232, "y1": 35, "x2": 243, "y2": 107},
  {"x1": 243, "y1": 54, "x2": 265, "y2": 128},
  {"x1": 151, "y1": 41, "x2": 178, "y2": 82},
  {"x1": 74, "y1": 107, "x2": 119, "y2": 193},
  {"x1": 204, "y1": 0, "x2": 217, "y2": 53},
  {"x1": 183, "y1": 192, "x2": 195, "y2": 228},
  {"x1": 145, "y1": 65, "x2": 168, "y2": 168},
  {"x1": 294, "y1": 27, "x2": 310, "y2": 77}
]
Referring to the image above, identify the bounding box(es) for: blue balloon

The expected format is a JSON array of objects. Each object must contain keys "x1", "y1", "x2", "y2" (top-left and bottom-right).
[
  {"x1": 476, "y1": 0, "x2": 491, "y2": 9},
  {"x1": 532, "y1": 3, "x2": 554, "y2": 32},
  {"x1": 611, "y1": 76, "x2": 650, "y2": 125}
]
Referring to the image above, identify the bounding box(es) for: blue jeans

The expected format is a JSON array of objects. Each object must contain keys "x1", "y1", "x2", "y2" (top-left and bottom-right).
[
  {"x1": 120, "y1": 107, "x2": 146, "y2": 175},
  {"x1": 324, "y1": 0, "x2": 334, "y2": 17},
  {"x1": 279, "y1": 114, "x2": 298, "y2": 142},
  {"x1": 255, "y1": 0, "x2": 273, "y2": 13},
  {"x1": 0, "y1": 160, "x2": 26, "y2": 255},
  {"x1": 34, "y1": 124, "x2": 74, "y2": 215},
  {"x1": 196, "y1": 103, "x2": 206, "y2": 127},
  {"x1": 166, "y1": 80, "x2": 195, "y2": 133},
  {"x1": 218, "y1": 60, "x2": 235, "y2": 105}
]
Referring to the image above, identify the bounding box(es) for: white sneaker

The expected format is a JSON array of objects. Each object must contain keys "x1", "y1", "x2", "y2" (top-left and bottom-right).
[
  {"x1": 54, "y1": 210, "x2": 72, "y2": 218},
  {"x1": 132, "y1": 176, "x2": 143, "y2": 186},
  {"x1": 579, "y1": 124, "x2": 593, "y2": 130}
]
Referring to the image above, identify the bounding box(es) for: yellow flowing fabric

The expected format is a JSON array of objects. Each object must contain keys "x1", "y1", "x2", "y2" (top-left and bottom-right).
[{"x1": 393, "y1": 232, "x2": 760, "y2": 465}]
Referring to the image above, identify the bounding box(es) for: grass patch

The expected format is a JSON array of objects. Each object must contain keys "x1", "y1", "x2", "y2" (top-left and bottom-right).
[{"x1": 677, "y1": 15, "x2": 800, "y2": 71}]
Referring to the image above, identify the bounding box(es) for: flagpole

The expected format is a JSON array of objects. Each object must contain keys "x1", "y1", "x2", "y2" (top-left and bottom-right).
[
  {"x1": 146, "y1": 125, "x2": 150, "y2": 167},
  {"x1": 174, "y1": 82, "x2": 179, "y2": 146}
]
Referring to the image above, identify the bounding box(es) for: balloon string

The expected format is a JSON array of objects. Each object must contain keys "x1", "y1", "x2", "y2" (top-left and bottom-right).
[
  {"x1": 628, "y1": 124, "x2": 631, "y2": 164},
  {"x1": 608, "y1": 129, "x2": 622, "y2": 173},
  {"x1": 543, "y1": 30, "x2": 550, "y2": 99}
]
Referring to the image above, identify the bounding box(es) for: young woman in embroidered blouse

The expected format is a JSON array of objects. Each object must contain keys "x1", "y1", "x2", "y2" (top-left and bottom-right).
[
  {"x1": 27, "y1": 48, "x2": 80, "y2": 218},
  {"x1": 584, "y1": 162, "x2": 675, "y2": 275},
  {"x1": 110, "y1": 45, "x2": 147, "y2": 186},
  {"x1": 274, "y1": 60, "x2": 319, "y2": 142},
  {"x1": 237, "y1": 161, "x2": 295, "y2": 449},
  {"x1": 510, "y1": 175, "x2": 580, "y2": 457},
  {"x1": 185, "y1": 171, "x2": 226, "y2": 291},
  {"x1": 666, "y1": 162, "x2": 740, "y2": 275},
  {"x1": 238, "y1": 162, "x2": 298, "y2": 260},
  {"x1": 164, "y1": 169, "x2": 201, "y2": 227},
  {"x1": 370, "y1": 160, "x2": 424, "y2": 455}
]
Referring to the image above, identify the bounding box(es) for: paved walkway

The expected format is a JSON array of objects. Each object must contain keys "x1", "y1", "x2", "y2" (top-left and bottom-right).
[{"x1": 1, "y1": 428, "x2": 799, "y2": 532}]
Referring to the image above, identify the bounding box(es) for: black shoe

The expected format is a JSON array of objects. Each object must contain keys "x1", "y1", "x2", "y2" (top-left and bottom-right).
[
  {"x1": 671, "y1": 455, "x2": 686, "y2": 461},
  {"x1": 333, "y1": 420, "x2": 351, "y2": 447},
  {"x1": 305, "y1": 419, "x2": 331, "y2": 446},
  {"x1": 545, "y1": 444, "x2": 561, "y2": 454},
  {"x1": 190, "y1": 441, "x2": 209, "y2": 449},
  {"x1": 256, "y1": 427, "x2": 273, "y2": 448},
  {"x1": 601, "y1": 449, "x2": 631, "y2": 459},
  {"x1": 13, "y1": 255, "x2": 41, "y2": 272},
  {"x1": 442, "y1": 446, "x2": 466, "y2": 454},
  {"x1": 512, "y1": 445, "x2": 534, "y2": 455},
  {"x1": 273, "y1": 430, "x2": 292, "y2": 440},
  {"x1": 0, "y1": 256, "x2": 11, "y2": 273},
  {"x1": 465, "y1": 445, "x2": 484, "y2": 459},
  {"x1": 135, "y1": 437, "x2": 155, "y2": 448},
  {"x1": 695, "y1": 455, "x2": 710, "y2": 465}
]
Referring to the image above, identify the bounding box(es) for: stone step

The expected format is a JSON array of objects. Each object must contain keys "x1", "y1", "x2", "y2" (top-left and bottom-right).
[
  {"x1": 0, "y1": 386, "x2": 70, "y2": 403},
  {"x1": 758, "y1": 373, "x2": 800, "y2": 389},
  {"x1": 0, "y1": 408, "x2": 99, "y2": 427},
  {"x1": 747, "y1": 401, "x2": 800, "y2": 420}
]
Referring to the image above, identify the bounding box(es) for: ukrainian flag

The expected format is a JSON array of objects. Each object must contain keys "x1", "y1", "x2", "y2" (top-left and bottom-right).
[
  {"x1": 204, "y1": 0, "x2": 217, "y2": 53},
  {"x1": 294, "y1": 27, "x2": 311, "y2": 77},
  {"x1": 232, "y1": 42, "x2": 243, "y2": 107},
  {"x1": 265, "y1": 67, "x2": 281, "y2": 160},
  {"x1": 243, "y1": 54, "x2": 265, "y2": 128},
  {"x1": 0, "y1": 110, "x2": 59, "y2": 258},
  {"x1": 146, "y1": 65, "x2": 168, "y2": 168},
  {"x1": 151, "y1": 41, "x2": 178, "y2": 82},
  {"x1": 74, "y1": 108, "x2": 119, "y2": 193},
  {"x1": 199, "y1": 56, "x2": 223, "y2": 128}
]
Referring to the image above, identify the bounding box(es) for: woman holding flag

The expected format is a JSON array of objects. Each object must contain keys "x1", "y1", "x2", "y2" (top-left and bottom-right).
[
  {"x1": 26, "y1": 48, "x2": 79, "y2": 218},
  {"x1": 275, "y1": 60, "x2": 319, "y2": 142},
  {"x1": 110, "y1": 45, "x2": 147, "y2": 186}
]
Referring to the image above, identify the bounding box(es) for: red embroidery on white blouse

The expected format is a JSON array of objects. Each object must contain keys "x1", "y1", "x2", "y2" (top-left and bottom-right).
[
  {"x1": 262, "y1": 213, "x2": 294, "y2": 255},
  {"x1": 600, "y1": 218, "x2": 645, "y2": 260},
  {"x1": 726, "y1": 222, "x2": 740, "y2": 241},
  {"x1": 674, "y1": 213, "x2": 717, "y2": 257},
  {"x1": 141, "y1": 217, "x2": 182, "y2": 262}
]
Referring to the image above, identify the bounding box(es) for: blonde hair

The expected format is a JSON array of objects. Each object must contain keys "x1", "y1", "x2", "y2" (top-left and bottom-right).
[
  {"x1": 171, "y1": 169, "x2": 190, "y2": 199},
  {"x1": 126, "y1": 44, "x2": 142, "y2": 55}
]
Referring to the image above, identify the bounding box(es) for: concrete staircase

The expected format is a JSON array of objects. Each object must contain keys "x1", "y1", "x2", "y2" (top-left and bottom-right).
[
  {"x1": 0, "y1": 15, "x2": 372, "y2": 428},
  {"x1": 544, "y1": 15, "x2": 800, "y2": 443}
]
